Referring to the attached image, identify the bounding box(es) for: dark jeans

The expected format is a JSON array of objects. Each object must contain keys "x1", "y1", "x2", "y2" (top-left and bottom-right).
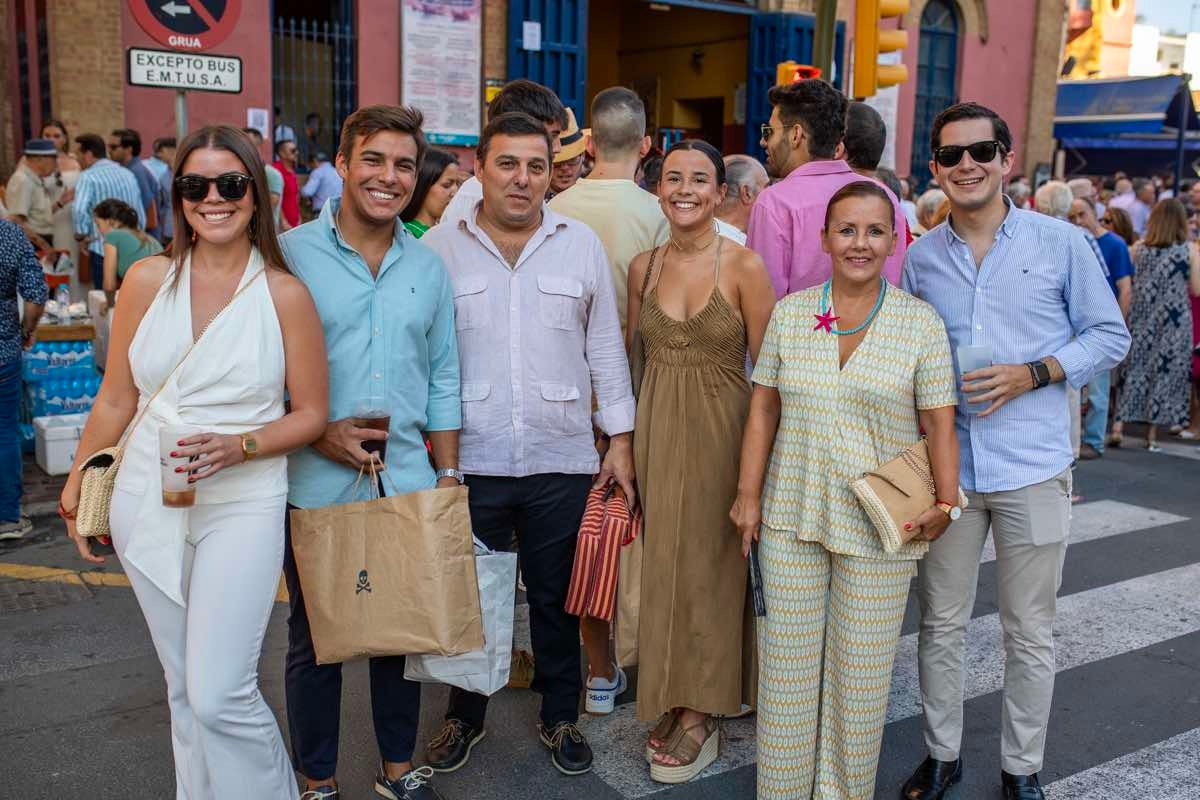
[
  {"x1": 282, "y1": 504, "x2": 421, "y2": 780},
  {"x1": 0, "y1": 360, "x2": 20, "y2": 521},
  {"x1": 88, "y1": 250, "x2": 104, "y2": 291},
  {"x1": 446, "y1": 473, "x2": 591, "y2": 730}
]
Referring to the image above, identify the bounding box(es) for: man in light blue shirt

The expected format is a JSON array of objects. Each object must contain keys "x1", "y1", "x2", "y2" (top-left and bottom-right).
[
  {"x1": 71, "y1": 133, "x2": 144, "y2": 289},
  {"x1": 899, "y1": 103, "x2": 1129, "y2": 800},
  {"x1": 300, "y1": 151, "x2": 343, "y2": 213},
  {"x1": 279, "y1": 104, "x2": 460, "y2": 800}
]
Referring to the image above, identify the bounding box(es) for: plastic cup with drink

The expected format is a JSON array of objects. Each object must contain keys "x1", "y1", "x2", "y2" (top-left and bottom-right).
[
  {"x1": 160, "y1": 425, "x2": 202, "y2": 507},
  {"x1": 354, "y1": 396, "x2": 390, "y2": 463},
  {"x1": 957, "y1": 344, "x2": 993, "y2": 415}
]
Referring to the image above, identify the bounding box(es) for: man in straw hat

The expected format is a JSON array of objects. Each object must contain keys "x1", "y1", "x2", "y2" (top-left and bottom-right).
[{"x1": 548, "y1": 108, "x2": 587, "y2": 200}]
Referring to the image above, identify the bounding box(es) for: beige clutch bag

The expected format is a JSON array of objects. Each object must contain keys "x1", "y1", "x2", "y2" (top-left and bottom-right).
[{"x1": 849, "y1": 439, "x2": 968, "y2": 554}]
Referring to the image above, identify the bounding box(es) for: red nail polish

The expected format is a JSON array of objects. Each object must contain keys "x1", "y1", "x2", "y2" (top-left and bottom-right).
[
  {"x1": 904, "y1": 523, "x2": 912, "y2": 530},
  {"x1": 177, "y1": 440, "x2": 185, "y2": 446},
  {"x1": 170, "y1": 451, "x2": 177, "y2": 457},
  {"x1": 175, "y1": 467, "x2": 182, "y2": 473}
]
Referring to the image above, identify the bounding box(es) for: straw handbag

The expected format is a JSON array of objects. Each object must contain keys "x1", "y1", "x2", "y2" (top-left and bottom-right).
[
  {"x1": 74, "y1": 271, "x2": 264, "y2": 538},
  {"x1": 849, "y1": 438, "x2": 968, "y2": 554}
]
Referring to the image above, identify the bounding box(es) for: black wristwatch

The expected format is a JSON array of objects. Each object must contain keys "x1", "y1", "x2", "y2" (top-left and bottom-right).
[{"x1": 1027, "y1": 360, "x2": 1052, "y2": 389}]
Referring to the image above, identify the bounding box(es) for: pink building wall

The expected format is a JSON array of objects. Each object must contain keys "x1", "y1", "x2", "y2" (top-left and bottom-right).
[
  {"x1": 895, "y1": 0, "x2": 1038, "y2": 180},
  {"x1": 357, "y1": 0, "x2": 401, "y2": 107},
  {"x1": 120, "y1": 2, "x2": 273, "y2": 159}
]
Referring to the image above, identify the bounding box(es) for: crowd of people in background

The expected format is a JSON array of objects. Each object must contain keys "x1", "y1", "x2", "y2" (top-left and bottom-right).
[{"x1": 4, "y1": 68, "x2": 1200, "y2": 800}]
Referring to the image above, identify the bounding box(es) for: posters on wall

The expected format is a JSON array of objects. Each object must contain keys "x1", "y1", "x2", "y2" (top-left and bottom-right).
[{"x1": 402, "y1": 0, "x2": 483, "y2": 146}]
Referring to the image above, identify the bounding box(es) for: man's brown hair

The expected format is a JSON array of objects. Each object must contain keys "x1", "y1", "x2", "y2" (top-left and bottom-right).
[{"x1": 338, "y1": 104, "x2": 427, "y2": 167}]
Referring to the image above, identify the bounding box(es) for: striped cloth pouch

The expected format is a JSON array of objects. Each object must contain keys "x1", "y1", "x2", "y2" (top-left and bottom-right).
[{"x1": 565, "y1": 483, "x2": 641, "y2": 622}]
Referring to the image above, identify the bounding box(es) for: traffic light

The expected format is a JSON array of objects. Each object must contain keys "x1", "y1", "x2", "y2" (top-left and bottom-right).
[
  {"x1": 853, "y1": 0, "x2": 910, "y2": 98},
  {"x1": 775, "y1": 62, "x2": 823, "y2": 86}
]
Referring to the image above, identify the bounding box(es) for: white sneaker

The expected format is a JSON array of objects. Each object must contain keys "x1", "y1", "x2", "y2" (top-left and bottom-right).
[
  {"x1": 0, "y1": 516, "x2": 32, "y2": 541},
  {"x1": 585, "y1": 666, "x2": 627, "y2": 715}
]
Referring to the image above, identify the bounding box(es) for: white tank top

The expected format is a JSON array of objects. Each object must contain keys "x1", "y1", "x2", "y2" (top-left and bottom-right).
[{"x1": 115, "y1": 248, "x2": 287, "y2": 606}]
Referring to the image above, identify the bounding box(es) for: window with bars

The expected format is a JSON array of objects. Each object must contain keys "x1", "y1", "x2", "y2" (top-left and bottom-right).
[
  {"x1": 909, "y1": 0, "x2": 960, "y2": 190},
  {"x1": 271, "y1": 0, "x2": 357, "y2": 171}
]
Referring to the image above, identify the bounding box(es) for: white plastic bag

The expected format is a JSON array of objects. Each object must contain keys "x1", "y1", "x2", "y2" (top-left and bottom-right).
[{"x1": 404, "y1": 538, "x2": 517, "y2": 695}]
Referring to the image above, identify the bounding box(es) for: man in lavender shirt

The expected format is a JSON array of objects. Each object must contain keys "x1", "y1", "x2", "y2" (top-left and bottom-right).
[{"x1": 746, "y1": 79, "x2": 907, "y2": 298}]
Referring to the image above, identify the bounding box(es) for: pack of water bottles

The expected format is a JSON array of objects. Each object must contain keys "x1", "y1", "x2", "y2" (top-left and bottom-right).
[
  {"x1": 23, "y1": 340, "x2": 97, "y2": 382},
  {"x1": 22, "y1": 340, "x2": 101, "y2": 418}
]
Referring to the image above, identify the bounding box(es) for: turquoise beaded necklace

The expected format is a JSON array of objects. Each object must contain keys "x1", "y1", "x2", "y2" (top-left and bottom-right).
[{"x1": 818, "y1": 278, "x2": 887, "y2": 336}]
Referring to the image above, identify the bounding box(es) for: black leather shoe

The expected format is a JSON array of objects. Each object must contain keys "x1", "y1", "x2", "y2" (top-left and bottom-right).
[
  {"x1": 425, "y1": 718, "x2": 486, "y2": 773},
  {"x1": 900, "y1": 756, "x2": 963, "y2": 800},
  {"x1": 1002, "y1": 771, "x2": 1045, "y2": 800},
  {"x1": 375, "y1": 764, "x2": 443, "y2": 800},
  {"x1": 538, "y1": 721, "x2": 593, "y2": 775}
]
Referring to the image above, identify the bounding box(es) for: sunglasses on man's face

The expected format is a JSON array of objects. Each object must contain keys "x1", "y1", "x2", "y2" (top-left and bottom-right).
[
  {"x1": 1101, "y1": 216, "x2": 1113, "y2": 224},
  {"x1": 933, "y1": 139, "x2": 1004, "y2": 169},
  {"x1": 760, "y1": 123, "x2": 799, "y2": 142},
  {"x1": 174, "y1": 172, "x2": 253, "y2": 202}
]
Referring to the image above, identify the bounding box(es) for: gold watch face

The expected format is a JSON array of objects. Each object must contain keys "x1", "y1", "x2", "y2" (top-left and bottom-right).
[{"x1": 242, "y1": 435, "x2": 258, "y2": 456}]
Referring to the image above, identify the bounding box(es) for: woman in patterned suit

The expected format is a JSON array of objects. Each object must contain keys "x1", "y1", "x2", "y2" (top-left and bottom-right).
[{"x1": 730, "y1": 181, "x2": 960, "y2": 799}]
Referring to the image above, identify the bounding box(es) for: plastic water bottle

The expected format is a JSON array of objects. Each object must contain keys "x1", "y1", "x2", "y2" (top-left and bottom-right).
[{"x1": 55, "y1": 284, "x2": 70, "y2": 324}]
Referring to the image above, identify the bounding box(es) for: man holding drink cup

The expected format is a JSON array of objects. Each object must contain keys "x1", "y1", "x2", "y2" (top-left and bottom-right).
[
  {"x1": 899, "y1": 103, "x2": 1129, "y2": 800},
  {"x1": 279, "y1": 105, "x2": 462, "y2": 800}
]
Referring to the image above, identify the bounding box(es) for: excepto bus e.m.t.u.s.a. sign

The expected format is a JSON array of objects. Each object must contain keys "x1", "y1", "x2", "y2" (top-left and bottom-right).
[{"x1": 127, "y1": 47, "x2": 242, "y2": 93}]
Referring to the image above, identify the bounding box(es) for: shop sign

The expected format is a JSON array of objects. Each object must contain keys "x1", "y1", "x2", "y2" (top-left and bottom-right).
[
  {"x1": 128, "y1": 0, "x2": 243, "y2": 51},
  {"x1": 127, "y1": 47, "x2": 243, "y2": 93},
  {"x1": 402, "y1": 0, "x2": 483, "y2": 147}
]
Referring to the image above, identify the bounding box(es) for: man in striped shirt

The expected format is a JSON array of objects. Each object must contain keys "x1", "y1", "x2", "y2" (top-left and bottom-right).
[
  {"x1": 72, "y1": 133, "x2": 145, "y2": 289},
  {"x1": 900, "y1": 103, "x2": 1130, "y2": 800}
]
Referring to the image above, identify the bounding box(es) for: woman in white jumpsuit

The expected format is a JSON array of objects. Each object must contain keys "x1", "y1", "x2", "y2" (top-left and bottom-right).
[{"x1": 59, "y1": 125, "x2": 329, "y2": 799}]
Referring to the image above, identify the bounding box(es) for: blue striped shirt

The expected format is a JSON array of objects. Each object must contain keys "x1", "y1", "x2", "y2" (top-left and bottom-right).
[
  {"x1": 72, "y1": 159, "x2": 146, "y2": 256},
  {"x1": 901, "y1": 201, "x2": 1130, "y2": 493}
]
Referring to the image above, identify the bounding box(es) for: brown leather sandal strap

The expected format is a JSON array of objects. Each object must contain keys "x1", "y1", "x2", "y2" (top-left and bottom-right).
[
  {"x1": 661, "y1": 717, "x2": 715, "y2": 766},
  {"x1": 651, "y1": 709, "x2": 680, "y2": 741}
]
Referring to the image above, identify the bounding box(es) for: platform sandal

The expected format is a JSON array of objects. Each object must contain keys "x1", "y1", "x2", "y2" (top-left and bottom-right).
[
  {"x1": 644, "y1": 709, "x2": 681, "y2": 764},
  {"x1": 649, "y1": 716, "x2": 718, "y2": 784}
]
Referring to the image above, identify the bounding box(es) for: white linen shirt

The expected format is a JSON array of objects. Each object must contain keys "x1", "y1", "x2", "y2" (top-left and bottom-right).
[{"x1": 421, "y1": 203, "x2": 636, "y2": 477}]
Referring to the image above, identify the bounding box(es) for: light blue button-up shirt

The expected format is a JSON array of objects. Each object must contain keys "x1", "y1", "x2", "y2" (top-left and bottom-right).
[
  {"x1": 902, "y1": 200, "x2": 1130, "y2": 493},
  {"x1": 280, "y1": 199, "x2": 461, "y2": 507}
]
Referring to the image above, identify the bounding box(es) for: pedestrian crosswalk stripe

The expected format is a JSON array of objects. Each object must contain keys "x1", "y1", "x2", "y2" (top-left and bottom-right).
[
  {"x1": 1044, "y1": 726, "x2": 1200, "y2": 799},
  {"x1": 886, "y1": 562, "x2": 1200, "y2": 722},
  {"x1": 979, "y1": 500, "x2": 1187, "y2": 563}
]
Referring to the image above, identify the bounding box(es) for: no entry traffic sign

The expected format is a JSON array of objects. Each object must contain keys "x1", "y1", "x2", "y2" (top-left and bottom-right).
[{"x1": 129, "y1": 0, "x2": 242, "y2": 51}]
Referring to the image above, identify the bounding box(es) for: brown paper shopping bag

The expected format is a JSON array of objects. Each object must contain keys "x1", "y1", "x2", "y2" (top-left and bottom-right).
[{"x1": 290, "y1": 484, "x2": 485, "y2": 665}]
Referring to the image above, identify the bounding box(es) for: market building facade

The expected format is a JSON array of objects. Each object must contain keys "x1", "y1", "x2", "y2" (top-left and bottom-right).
[{"x1": 3, "y1": 0, "x2": 1064, "y2": 187}]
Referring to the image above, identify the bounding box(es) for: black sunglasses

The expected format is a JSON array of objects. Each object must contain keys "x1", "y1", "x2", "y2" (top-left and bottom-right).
[
  {"x1": 933, "y1": 139, "x2": 1004, "y2": 168},
  {"x1": 174, "y1": 172, "x2": 253, "y2": 202}
]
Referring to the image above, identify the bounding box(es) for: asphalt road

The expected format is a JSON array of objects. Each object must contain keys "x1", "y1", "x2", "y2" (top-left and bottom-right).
[{"x1": 2, "y1": 436, "x2": 1198, "y2": 799}]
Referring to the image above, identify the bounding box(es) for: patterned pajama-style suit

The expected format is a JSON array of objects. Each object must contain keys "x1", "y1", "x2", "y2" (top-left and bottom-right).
[{"x1": 751, "y1": 286, "x2": 957, "y2": 799}]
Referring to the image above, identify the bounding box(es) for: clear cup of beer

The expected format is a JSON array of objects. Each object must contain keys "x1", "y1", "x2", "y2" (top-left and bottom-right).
[
  {"x1": 159, "y1": 425, "x2": 202, "y2": 507},
  {"x1": 354, "y1": 396, "x2": 390, "y2": 462}
]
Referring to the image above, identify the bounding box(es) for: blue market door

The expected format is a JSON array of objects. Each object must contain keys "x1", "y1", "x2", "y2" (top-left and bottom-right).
[
  {"x1": 746, "y1": 12, "x2": 846, "y2": 156},
  {"x1": 508, "y1": 0, "x2": 588, "y2": 123},
  {"x1": 910, "y1": 0, "x2": 960, "y2": 189}
]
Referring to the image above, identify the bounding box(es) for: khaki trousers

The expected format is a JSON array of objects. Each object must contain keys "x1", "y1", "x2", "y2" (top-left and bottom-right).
[{"x1": 915, "y1": 469, "x2": 1070, "y2": 775}]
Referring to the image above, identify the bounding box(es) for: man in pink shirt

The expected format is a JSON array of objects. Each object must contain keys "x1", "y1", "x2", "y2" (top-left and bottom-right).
[{"x1": 746, "y1": 79, "x2": 907, "y2": 298}]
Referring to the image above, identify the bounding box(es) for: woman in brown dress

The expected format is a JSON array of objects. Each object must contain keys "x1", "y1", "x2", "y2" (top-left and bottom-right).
[{"x1": 625, "y1": 139, "x2": 776, "y2": 784}]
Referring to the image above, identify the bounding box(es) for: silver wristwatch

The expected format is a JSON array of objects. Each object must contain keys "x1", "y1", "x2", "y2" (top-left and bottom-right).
[{"x1": 435, "y1": 468, "x2": 465, "y2": 485}]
